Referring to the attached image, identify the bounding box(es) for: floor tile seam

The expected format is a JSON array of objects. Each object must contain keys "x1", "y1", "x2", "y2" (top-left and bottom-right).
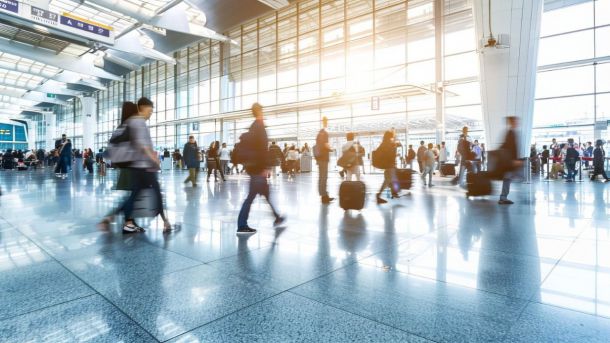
[
  {"x1": 286, "y1": 284, "x2": 515, "y2": 335},
  {"x1": 286, "y1": 291, "x2": 441, "y2": 343},
  {"x1": 354, "y1": 260, "x2": 535, "y2": 303},
  {"x1": 0, "y1": 293, "x2": 98, "y2": 323},
  {"x1": 531, "y1": 233, "x2": 582, "y2": 302},
  {"x1": 3, "y1": 222, "x2": 163, "y2": 342},
  {"x1": 523, "y1": 297, "x2": 610, "y2": 321},
  {"x1": 159, "y1": 290, "x2": 294, "y2": 342}
]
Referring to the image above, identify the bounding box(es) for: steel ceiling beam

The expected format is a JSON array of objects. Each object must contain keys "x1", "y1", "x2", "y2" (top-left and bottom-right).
[
  {"x1": 0, "y1": 80, "x2": 79, "y2": 97},
  {"x1": 0, "y1": 89, "x2": 69, "y2": 106},
  {"x1": 0, "y1": 64, "x2": 107, "y2": 90},
  {"x1": 0, "y1": 38, "x2": 122, "y2": 80}
]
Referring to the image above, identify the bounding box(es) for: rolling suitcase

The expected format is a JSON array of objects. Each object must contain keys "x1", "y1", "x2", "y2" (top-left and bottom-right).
[
  {"x1": 441, "y1": 163, "x2": 456, "y2": 176},
  {"x1": 300, "y1": 154, "x2": 312, "y2": 173},
  {"x1": 395, "y1": 169, "x2": 413, "y2": 190},
  {"x1": 466, "y1": 172, "x2": 492, "y2": 197},
  {"x1": 339, "y1": 181, "x2": 366, "y2": 211}
]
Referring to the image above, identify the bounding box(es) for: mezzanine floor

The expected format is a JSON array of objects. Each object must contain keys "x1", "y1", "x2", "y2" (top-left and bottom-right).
[{"x1": 0, "y1": 165, "x2": 609, "y2": 342}]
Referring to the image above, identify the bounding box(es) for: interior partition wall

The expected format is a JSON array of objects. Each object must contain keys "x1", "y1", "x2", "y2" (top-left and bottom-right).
[{"x1": 86, "y1": 0, "x2": 482, "y2": 157}]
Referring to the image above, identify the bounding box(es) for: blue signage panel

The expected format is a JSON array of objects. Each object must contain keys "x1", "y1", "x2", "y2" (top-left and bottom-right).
[
  {"x1": 0, "y1": 0, "x2": 19, "y2": 14},
  {"x1": 60, "y1": 15, "x2": 110, "y2": 38},
  {"x1": 0, "y1": 124, "x2": 14, "y2": 142}
]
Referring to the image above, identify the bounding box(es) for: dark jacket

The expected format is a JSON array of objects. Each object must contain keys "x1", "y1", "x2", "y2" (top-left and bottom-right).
[
  {"x1": 269, "y1": 144, "x2": 283, "y2": 166},
  {"x1": 183, "y1": 142, "x2": 200, "y2": 169},
  {"x1": 377, "y1": 140, "x2": 397, "y2": 169},
  {"x1": 593, "y1": 147, "x2": 606, "y2": 173},
  {"x1": 500, "y1": 129, "x2": 518, "y2": 171},
  {"x1": 315, "y1": 129, "x2": 330, "y2": 162},
  {"x1": 246, "y1": 119, "x2": 270, "y2": 174}
]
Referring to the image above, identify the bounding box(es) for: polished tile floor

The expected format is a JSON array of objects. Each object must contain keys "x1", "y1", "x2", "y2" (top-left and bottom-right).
[{"x1": 1, "y1": 164, "x2": 609, "y2": 342}]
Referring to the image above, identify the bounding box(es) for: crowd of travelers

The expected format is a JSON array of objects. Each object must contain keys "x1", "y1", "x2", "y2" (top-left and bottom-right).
[{"x1": 2, "y1": 98, "x2": 608, "y2": 235}]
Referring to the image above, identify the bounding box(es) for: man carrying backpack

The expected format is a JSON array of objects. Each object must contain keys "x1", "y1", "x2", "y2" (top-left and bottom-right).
[
  {"x1": 236, "y1": 103, "x2": 285, "y2": 235},
  {"x1": 314, "y1": 116, "x2": 335, "y2": 204}
]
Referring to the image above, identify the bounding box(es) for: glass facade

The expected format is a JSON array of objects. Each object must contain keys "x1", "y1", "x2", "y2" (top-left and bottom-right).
[
  {"x1": 84, "y1": 0, "x2": 481, "y2": 157},
  {"x1": 533, "y1": 0, "x2": 610, "y2": 145}
]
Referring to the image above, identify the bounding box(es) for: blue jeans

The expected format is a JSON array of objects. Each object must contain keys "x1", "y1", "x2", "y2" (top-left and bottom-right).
[
  {"x1": 566, "y1": 161, "x2": 576, "y2": 180},
  {"x1": 58, "y1": 155, "x2": 71, "y2": 174},
  {"x1": 238, "y1": 174, "x2": 279, "y2": 229}
]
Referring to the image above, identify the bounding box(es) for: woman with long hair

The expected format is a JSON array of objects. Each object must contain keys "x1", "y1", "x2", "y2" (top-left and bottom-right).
[{"x1": 97, "y1": 101, "x2": 139, "y2": 231}]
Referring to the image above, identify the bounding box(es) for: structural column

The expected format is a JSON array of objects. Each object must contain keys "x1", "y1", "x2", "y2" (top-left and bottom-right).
[
  {"x1": 473, "y1": 0, "x2": 543, "y2": 156},
  {"x1": 44, "y1": 111, "x2": 56, "y2": 151},
  {"x1": 81, "y1": 96, "x2": 97, "y2": 150}
]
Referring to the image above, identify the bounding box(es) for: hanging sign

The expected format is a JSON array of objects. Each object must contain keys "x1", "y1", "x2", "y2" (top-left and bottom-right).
[
  {"x1": 60, "y1": 12, "x2": 112, "y2": 38},
  {"x1": 0, "y1": 0, "x2": 114, "y2": 44},
  {"x1": 0, "y1": 0, "x2": 18, "y2": 14}
]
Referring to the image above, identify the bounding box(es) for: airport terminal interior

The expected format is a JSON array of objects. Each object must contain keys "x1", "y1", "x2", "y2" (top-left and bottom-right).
[{"x1": 1, "y1": 0, "x2": 610, "y2": 342}]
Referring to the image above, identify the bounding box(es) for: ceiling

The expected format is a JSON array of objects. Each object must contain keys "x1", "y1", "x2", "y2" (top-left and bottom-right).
[{"x1": 0, "y1": 0, "x2": 278, "y2": 118}]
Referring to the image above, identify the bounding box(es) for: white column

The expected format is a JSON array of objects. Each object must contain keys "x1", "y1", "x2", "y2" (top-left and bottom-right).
[
  {"x1": 44, "y1": 111, "x2": 56, "y2": 151},
  {"x1": 25, "y1": 120, "x2": 36, "y2": 150},
  {"x1": 81, "y1": 96, "x2": 97, "y2": 150},
  {"x1": 473, "y1": 0, "x2": 543, "y2": 157}
]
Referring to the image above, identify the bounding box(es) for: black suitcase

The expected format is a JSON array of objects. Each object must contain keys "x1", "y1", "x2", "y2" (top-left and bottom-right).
[
  {"x1": 395, "y1": 169, "x2": 413, "y2": 190},
  {"x1": 339, "y1": 181, "x2": 366, "y2": 210},
  {"x1": 466, "y1": 172, "x2": 492, "y2": 197},
  {"x1": 441, "y1": 163, "x2": 456, "y2": 176}
]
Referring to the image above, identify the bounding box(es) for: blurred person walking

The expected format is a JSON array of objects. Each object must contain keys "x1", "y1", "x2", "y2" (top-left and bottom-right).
[
  {"x1": 206, "y1": 141, "x2": 226, "y2": 182},
  {"x1": 235, "y1": 103, "x2": 285, "y2": 235},
  {"x1": 374, "y1": 131, "x2": 399, "y2": 204},
  {"x1": 590, "y1": 139, "x2": 610, "y2": 181},
  {"x1": 314, "y1": 116, "x2": 335, "y2": 204},
  {"x1": 183, "y1": 135, "x2": 200, "y2": 187},
  {"x1": 219, "y1": 142, "x2": 231, "y2": 175},
  {"x1": 102, "y1": 98, "x2": 172, "y2": 233},
  {"x1": 421, "y1": 143, "x2": 436, "y2": 187},
  {"x1": 498, "y1": 116, "x2": 523, "y2": 205}
]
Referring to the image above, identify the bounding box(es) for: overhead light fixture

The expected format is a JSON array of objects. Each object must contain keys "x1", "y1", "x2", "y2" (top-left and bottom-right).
[{"x1": 257, "y1": 0, "x2": 289, "y2": 10}]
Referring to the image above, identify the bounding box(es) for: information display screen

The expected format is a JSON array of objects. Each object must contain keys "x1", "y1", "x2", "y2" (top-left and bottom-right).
[{"x1": 0, "y1": 124, "x2": 14, "y2": 142}]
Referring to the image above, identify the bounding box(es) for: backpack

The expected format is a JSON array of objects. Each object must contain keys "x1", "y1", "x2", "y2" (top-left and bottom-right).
[
  {"x1": 458, "y1": 138, "x2": 474, "y2": 160},
  {"x1": 232, "y1": 132, "x2": 254, "y2": 166}
]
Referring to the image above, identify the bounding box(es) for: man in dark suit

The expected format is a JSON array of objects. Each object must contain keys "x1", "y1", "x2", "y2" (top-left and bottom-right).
[{"x1": 499, "y1": 116, "x2": 522, "y2": 205}]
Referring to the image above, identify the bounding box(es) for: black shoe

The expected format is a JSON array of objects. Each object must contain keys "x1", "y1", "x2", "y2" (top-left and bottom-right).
[
  {"x1": 391, "y1": 193, "x2": 400, "y2": 199},
  {"x1": 321, "y1": 196, "x2": 335, "y2": 204},
  {"x1": 122, "y1": 224, "x2": 143, "y2": 234},
  {"x1": 274, "y1": 216, "x2": 286, "y2": 227},
  {"x1": 498, "y1": 199, "x2": 514, "y2": 205},
  {"x1": 376, "y1": 196, "x2": 388, "y2": 204},
  {"x1": 237, "y1": 227, "x2": 257, "y2": 235}
]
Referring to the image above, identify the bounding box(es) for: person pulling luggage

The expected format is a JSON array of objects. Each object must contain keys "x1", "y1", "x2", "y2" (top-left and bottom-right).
[{"x1": 373, "y1": 131, "x2": 399, "y2": 204}]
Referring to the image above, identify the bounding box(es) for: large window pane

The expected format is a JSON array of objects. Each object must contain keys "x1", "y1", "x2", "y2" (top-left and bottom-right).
[
  {"x1": 596, "y1": 26, "x2": 610, "y2": 58},
  {"x1": 597, "y1": 62, "x2": 610, "y2": 93},
  {"x1": 538, "y1": 30, "x2": 594, "y2": 66},
  {"x1": 534, "y1": 95, "x2": 594, "y2": 127},
  {"x1": 540, "y1": 2, "x2": 593, "y2": 37},
  {"x1": 444, "y1": 52, "x2": 478, "y2": 80},
  {"x1": 375, "y1": 28, "x2": 406, "y2": 68},
  {"x1": 536, "y1": 65, "x2": 594, "y2": 98}
]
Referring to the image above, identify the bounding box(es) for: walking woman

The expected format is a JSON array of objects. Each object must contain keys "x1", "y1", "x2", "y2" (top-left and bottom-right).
[
  {"x1": 206, "y1": 141, "x2": 226, "y2": 182},
  {"x1": 183, "y1": 135, "x2": 200, "y2": 187},
  {"x1": 99, "y1": 98, "x2": 172, "y2": 233}
]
